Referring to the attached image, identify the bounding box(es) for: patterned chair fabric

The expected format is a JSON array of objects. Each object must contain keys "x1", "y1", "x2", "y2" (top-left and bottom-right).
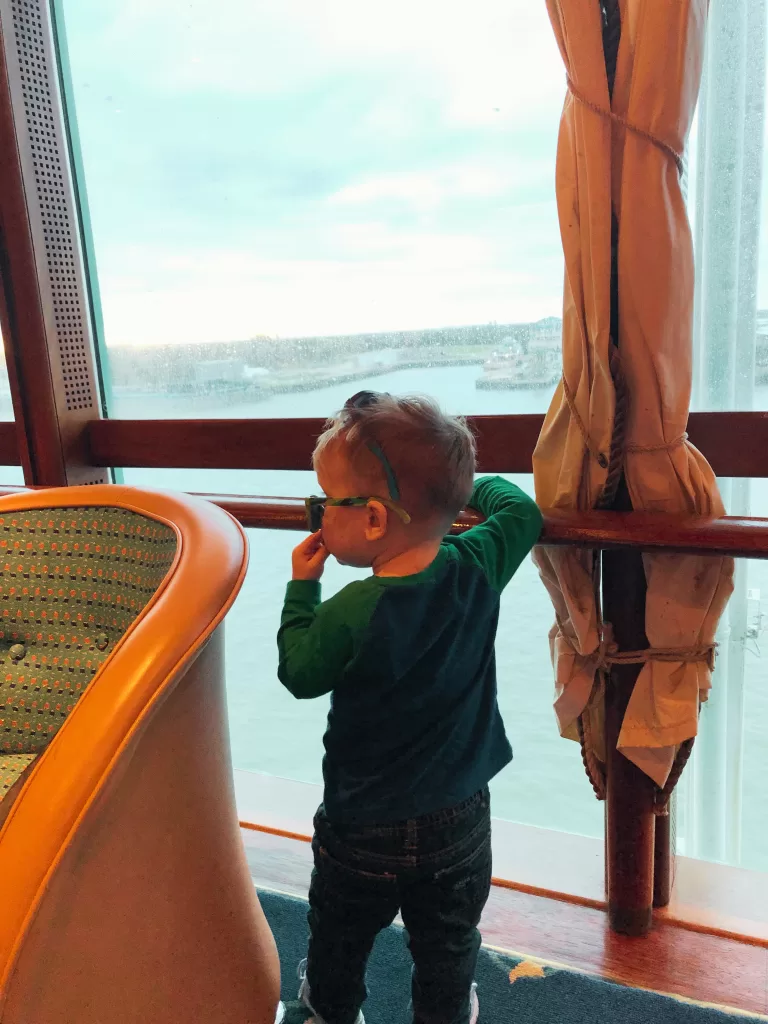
[
  {"x1": 0, "y1": 508, "x2": 177, "y2": 770},
  {"x1": 0, "y1": 754, "x2": 36, "y2": 799}
]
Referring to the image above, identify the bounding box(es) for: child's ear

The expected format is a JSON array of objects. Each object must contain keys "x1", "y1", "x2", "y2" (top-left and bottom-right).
[{"x1": 365, "y1": 500, "x2": 388, "y2": 542}]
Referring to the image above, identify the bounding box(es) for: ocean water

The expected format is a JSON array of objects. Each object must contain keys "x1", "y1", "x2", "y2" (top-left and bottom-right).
[{"x1": 109, "y1": 364, "x2": 768, "y2": 871}]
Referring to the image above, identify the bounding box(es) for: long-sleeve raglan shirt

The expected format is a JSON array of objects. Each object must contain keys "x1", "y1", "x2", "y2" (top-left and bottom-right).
[{"x1": 277, "y1": 476, "x2": 543, "y2": 825}]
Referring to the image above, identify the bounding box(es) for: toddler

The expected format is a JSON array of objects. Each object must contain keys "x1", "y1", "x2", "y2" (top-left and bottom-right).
[{"x1": 275, "y1": 391, "x2": 542, "y2": 1024}]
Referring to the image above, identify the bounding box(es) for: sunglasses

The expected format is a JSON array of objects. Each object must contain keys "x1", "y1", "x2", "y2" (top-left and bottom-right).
[
  {"x1": 305, "y1": 390, "x2": 412, "y2": 532},
  {"x1": 305, "y1": 494, "x2": 412, "y2": 532}
]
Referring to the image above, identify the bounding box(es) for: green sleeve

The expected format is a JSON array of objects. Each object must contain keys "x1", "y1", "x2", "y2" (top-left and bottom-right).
[
  {"x1": 277, "y1": 579, "x2": 378, "y2": 699},
  {"x1": 446, "y1": 476, "x2": 543, "y2": 592}
]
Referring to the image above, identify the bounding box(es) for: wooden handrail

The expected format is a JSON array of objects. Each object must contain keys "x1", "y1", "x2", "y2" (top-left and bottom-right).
[
  {"x1": 0, "y1": 410, "x2": 758, "y2": 478},
  {"x1": 198, "y1": 493, "x2": 768, "y2": 559},
  {"x1": 0, "y1": 484, "x2": 764, "y2": 558},
  {"x1": 88, "y1": 411, "x2": 768, "y2": 478}
]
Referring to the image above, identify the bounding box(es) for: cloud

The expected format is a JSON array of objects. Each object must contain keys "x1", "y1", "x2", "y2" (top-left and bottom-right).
[
  {"x1": 328, "y1": 163, "x2": 551, "y2": 212},
  {"x1": 96, "y1": 210, "x2": 563, "y2": 346},
  {"x1": 63, "y1": 1, "x2": 564, "y2": 122},
  {"x1": 61, "y1": 0, "x2": 568, "y2": 344}
]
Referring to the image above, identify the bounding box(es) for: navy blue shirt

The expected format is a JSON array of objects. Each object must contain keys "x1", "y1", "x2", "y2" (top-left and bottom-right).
[{"x1": 278, "y1": 476, "x2": 542, "y2": 824}]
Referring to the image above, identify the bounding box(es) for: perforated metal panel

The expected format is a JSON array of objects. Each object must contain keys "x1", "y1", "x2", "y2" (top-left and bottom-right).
[{"x1": 1, "y1": 0, "x2": 108, "y2": 484}]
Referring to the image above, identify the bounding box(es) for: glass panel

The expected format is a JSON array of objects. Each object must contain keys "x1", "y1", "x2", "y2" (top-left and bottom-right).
[
  {"x1": 0, "y1": 469, "x2": 25, "y2": 487},
  {"x1": 662, "y1": 9, "x2": 768, "y2": 874},
  {"x1": 57, "y1": 0, "x2": 564, "y2": 420},
  {"x1": 226, "y1": 521, "x2": 601, "y2": 838},
  {"x1": 126, "y1": 463, "x2": 768, "y2": 861},
  {"x1": 687, "y1": 8, "x2": 767, "y2": 418},
  {"x1": 669, "y1": 478, "x2": 768, "y2": 872},
  {"x1": 126, "y1": 463, "x2": 601, "y2": 838},
  {"x1": 0, "y1": 319, "x2": 24, "y2": 484},
  {"x1": 0, "y1": 321, "x2": 15, "y2": 421},
  {"x1": 674, "y1": 552, "x2": 768, "y2": 874},
  {"x1": 59, "y1": 0, "x2": 768, "y2": 870}
]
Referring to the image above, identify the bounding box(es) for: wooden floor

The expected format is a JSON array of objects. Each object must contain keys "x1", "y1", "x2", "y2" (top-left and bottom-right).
[{"x1": 241, "y1": 827, "x2": 768, "y2": 1018}]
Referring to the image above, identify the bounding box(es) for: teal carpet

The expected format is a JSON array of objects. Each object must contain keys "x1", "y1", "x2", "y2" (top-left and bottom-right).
[{"x1": 259, "y1": 888, "x2": 761, "y2": 1023}]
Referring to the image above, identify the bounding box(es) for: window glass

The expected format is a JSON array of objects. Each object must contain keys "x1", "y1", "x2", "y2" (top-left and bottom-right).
[
  {"x1": 0, "y1": 323, "x2": 14, "y2": 421},
  {"x1": 120, "y1": 463, "x2": 768, "y2": 867},
  {"x1": 0, "y1": 322, "x2": 24, "y2": 483},
  {"x1": 675, "y1": 550, "x2": 768, "y2": 873},
  {"x1": 224, "y1": 501, "x2": 600, "y2": 841},
  {"x1": 123, "y1": 465, "x2": 600, "y2": 837},
  {"x1": 675, "y1": 8, "x2": 768, "y2": 874},
  {"x1": 60, "y1": 0, "x2": 768, "y2": 872},
  {"x1": 687, "y1": 10, "x2": 767, "y2": 420},
  {"x1": 57, "y1": 0, "x2": 564, "y2": 420}
]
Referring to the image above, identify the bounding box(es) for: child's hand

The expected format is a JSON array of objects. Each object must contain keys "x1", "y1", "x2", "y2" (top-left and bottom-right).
[{"x1": 292, "y1": 531, "x2": 330, "y2": 581}]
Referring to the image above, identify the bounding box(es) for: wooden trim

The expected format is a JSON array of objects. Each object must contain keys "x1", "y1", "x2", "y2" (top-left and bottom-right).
[
  {"x1": 242, "y1": 828, "x2": 768, "y2": 1015},
  {"x1": 237, "y1": 812, "x2": 768, "y2": 946},
  {"x1": 240, "y1": 821, "x2": 312, "y2": 845},
  {"x1": 0, "y1": 39, "x2": 65, "y2": 485},
  {"x1": 232, "y1": 771, "x2": 768, "y2": 947},
  {"x1": 237, "y1": 821, "x2": 607, "y2": 910},
  {"x1": 87, "y1": 411, "x2": 768, "y2": 477},
  {"x1": 88, "y1": 417, "x2": 326, "y2": 472},
  {"x1": 0, "y1": 424, "x2": 21, "y2": 466}
]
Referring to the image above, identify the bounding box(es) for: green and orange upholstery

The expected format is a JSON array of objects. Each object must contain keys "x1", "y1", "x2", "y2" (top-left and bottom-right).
[{"x1": 0, "y1": 485, "x2": 280, "y2": 1024}]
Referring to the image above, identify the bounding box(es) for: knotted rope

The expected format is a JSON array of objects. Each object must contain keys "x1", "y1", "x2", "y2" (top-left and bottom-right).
[
  {"x1": 574, "y1": 631, "x2": 715, "y2": 805},
  {"x1": 595, "y1": 638, "x2": 717, "y2": 673}
]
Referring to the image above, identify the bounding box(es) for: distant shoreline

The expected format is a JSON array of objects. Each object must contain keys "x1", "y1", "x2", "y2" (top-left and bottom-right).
[{"x1": 112, "y1": 355, "x2": 486, "y2": 402}]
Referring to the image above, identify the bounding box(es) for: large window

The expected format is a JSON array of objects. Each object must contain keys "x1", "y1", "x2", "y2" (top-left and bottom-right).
[
  {"x1": 55, "y1": 0, "x2": 768, "y2": 874},
  {"x1": 677, "y1": 6, "x2": 768, "y2": 869},
  {"x1": 56, "y1": 0, "x2": 597, "y2": 838},
  {"x1": 57, "y1": 0, "x2": 565, "y2": 420}
]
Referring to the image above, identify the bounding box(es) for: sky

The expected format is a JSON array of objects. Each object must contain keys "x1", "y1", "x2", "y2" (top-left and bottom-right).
[
  {"x1": 59, "y1": 0, "x2": 567, "y2": 345},
  {"x1": 59, "y1": 1, "x2": 768, "y2": 350}
]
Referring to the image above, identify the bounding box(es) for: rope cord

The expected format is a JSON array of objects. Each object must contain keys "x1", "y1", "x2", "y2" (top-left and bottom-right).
[
  {"x1": 566, "y1": 76, "x2": 684, "y2": 176},
  {"x1": 573, "y1": 546, "x2": 712, "y2": 803},
  {"x1": 596, "y1": 640, "x2": 717, "y2": 673},
  {"x1": 626, "y1": 433, "x2": 688, "y2": 453},
  {"x1": 578, "y1": 699, "x2": 607, "y2": 801},
  {"x1": 654, "y1": 737, "x2": 695, "y2": 815},
  {"x1": 561, "y1": 372, "x2": 608, "y2": 469},
  {"x1": 561, "y1": 363, "x2": 688, "y2": 479}
]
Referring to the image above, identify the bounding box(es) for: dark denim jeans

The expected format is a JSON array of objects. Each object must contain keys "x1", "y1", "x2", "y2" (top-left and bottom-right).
[{"x1": 305, "y1": 789, "x2": 492, "y2": 1024}]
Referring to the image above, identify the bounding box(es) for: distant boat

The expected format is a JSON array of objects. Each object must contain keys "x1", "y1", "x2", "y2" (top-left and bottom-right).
[{"x1": 476, "y1": 348, "x2": 560, "y2": 390}]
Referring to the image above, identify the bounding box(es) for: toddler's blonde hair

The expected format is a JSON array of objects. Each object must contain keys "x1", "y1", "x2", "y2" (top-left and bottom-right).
[{"x1": 313, "y1": 393, "x2": 476, "y2": 525}]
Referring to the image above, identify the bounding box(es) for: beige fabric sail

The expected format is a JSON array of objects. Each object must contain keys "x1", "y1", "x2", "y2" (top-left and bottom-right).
[{"x1": 533, "y1": 0, "x2": 734, "y2": 787}]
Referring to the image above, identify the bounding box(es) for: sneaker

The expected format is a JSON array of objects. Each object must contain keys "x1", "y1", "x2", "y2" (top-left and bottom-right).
[
  {"x1": 469, "y1": 981, "x2": 479, "y2": 1024},
  {"x1": 296, "y1": 959, "x2": 365, "y2": 1024}
]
